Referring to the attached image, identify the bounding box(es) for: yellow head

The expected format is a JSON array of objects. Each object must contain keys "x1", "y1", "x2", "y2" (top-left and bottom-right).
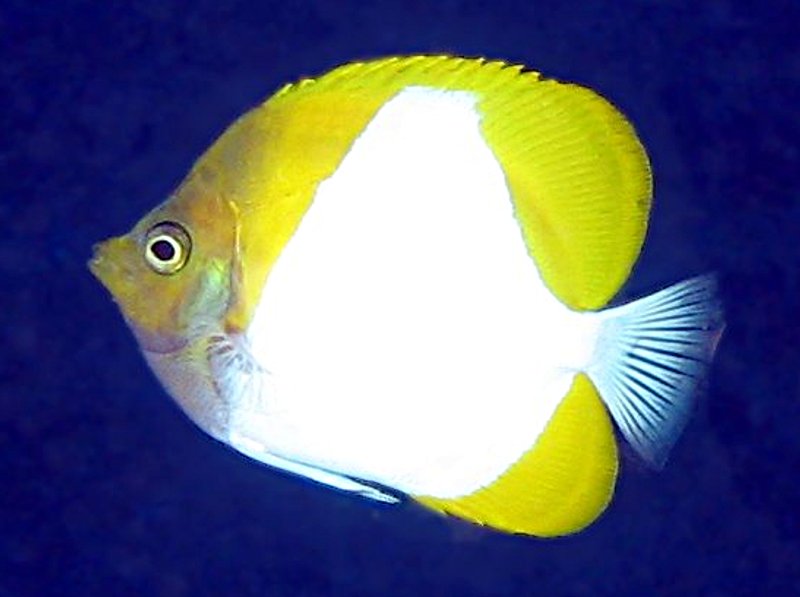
[
  {"x1": 90, "y1": 177, "x2": 239, "y2": 352},
  {"x1": 85, "y1": 79, "x2": 361, "y2": 439},
  {"x1": 89, "y1": 174, "x2": 244, "y2": 438}
]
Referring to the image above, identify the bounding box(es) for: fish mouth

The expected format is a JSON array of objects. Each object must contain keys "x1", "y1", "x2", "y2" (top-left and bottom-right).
[
  {"x1": 88, "y1": 236, "x2": 130, "y2": 292},
  {"x1": 88, "y1": 241, "x2": 115, "y2": 292},
  {"x1": 89, "y1": 234, "x2": 190, "y2": 355},
  {"x1": 88, "y1": 242, "x2": 106, "y2": 277}
]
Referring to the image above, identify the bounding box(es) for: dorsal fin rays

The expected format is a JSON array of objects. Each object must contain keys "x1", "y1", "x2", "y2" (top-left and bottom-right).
[
  {"x1": 587, "y1": 275, "x2": 724, "y2": 467},
  {"x1": 272, "y1": 55, "x2": 651, "y2": 311},
  {"x1": 194, "y1": 56, "x2": 650, "y2": 331},
  {"x1": 480, "y1": 81, "x2": 652, "y2": 310},
  {"x1": 274, "y1": 56, "x2": 534, "y2": 101}
]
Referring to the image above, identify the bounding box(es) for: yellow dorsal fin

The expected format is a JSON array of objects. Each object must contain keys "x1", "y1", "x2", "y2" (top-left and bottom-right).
[
  {"x1": 276, "y1": 55, "x2": 653, "y2": 309},
  {"x1": 480, "y1": 78, "x2": 652, "y2": 310},
  {"x1": 415, "y1": 374, "x2": 618, "y2": 537},
  {"x1": 179, "y1": 55, "x2": 650, "y2": 329}
]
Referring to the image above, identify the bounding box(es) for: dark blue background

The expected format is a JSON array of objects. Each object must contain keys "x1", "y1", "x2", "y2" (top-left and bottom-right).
[{"x1": 3, "y1": 1, "x2": 799, "y2": 595}]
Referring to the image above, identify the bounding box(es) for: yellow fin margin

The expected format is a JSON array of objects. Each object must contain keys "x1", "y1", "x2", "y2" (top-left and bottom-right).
[
  {"x1": 480, "y1": 79, "x2": 652, "y2": 309},
  {"x1": 415, "y1": 373, "x2": 618, "y2": 537},
  {"x1": 178, "y1": 55, "x2": 651, "y2": 328},
  {"x1": 276, "y1": 55, "x2": 653, "y2": 310}
]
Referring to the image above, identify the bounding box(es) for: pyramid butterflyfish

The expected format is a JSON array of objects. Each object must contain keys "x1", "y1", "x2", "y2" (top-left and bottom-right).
[{"x1": 90, "y1": 56, "x2": 723, "y2": 537}]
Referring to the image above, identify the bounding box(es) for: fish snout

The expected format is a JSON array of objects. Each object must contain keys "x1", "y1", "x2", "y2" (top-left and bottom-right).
[{"x1": 88, "y1": 236, "x2": 135, "y2": 292}]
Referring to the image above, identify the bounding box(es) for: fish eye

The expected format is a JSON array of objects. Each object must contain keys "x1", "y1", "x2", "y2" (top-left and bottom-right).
[{"x1": 143, "y1": 221, "x2": 191, "y2": 275}]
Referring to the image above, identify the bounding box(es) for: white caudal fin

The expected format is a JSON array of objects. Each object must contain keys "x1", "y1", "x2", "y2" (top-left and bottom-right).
[{"x1": 586, "y1": 275, "x2": 724, "y2": 468}]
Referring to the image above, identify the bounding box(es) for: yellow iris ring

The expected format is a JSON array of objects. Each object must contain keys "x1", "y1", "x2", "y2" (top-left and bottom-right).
[{"x1": 144, "y1": 222, "x2": 192, "y2": 275}]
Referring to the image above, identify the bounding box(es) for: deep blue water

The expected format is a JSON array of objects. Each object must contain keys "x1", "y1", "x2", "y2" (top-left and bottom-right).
[{"x1": 2, "y1": 1, "x2": 799, "y2": 595}]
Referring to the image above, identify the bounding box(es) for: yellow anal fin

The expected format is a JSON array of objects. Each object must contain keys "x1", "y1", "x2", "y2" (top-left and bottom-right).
[{"x1": 415, "y1": 373, "x2": 618, "y2": 537}]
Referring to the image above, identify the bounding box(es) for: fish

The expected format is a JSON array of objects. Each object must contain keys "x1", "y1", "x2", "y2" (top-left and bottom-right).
[{"x1": 89, "y1": 55, "x2": 724, "y2": 537}]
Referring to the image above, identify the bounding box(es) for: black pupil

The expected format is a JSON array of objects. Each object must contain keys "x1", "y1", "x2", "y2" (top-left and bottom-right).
[{"x1": 151, "y1": 239, "x2": 176, "y2": 262}]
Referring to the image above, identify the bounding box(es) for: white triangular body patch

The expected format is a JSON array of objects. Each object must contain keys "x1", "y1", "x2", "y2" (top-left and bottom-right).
[{"x1": 228, "y1": 87, "x2": 598, "y2": 498}]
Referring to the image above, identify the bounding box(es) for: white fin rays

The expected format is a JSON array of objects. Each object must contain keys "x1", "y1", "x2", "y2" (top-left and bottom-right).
[
  {"x1": 587, "y1": 275, "x2": 724, "y2": 468},
  {"x1": 206, "y1": 331, "x2": 272, "y2": 416}
]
